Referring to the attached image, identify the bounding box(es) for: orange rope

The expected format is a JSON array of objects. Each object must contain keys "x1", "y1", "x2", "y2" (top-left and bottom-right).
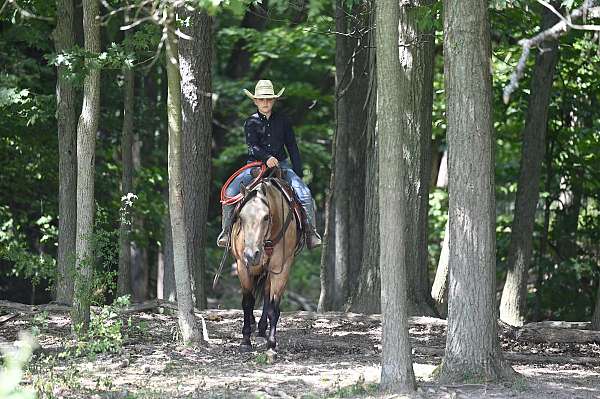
[{"x1": 220, "y1": 161, "x2": 266, "y2": 205}]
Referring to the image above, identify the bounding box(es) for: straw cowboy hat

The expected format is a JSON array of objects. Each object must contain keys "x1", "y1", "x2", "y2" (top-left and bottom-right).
[{"x1": 243, "y1": 80, "x2": 285, "y2": 99}]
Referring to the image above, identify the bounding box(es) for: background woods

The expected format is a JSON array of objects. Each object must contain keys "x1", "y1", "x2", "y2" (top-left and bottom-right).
[{"x1": 1, "y1": 0, "x2": 600, "y2": 395}]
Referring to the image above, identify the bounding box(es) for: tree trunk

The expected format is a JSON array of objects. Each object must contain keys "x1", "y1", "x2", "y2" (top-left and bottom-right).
[
  {"x1": 71, "y1": 0, "x2": 100, "y2": 332},
  {"x1": 398, "y1": 0, "x2": 436, "y2": 317},
  {"x1": 437, "y1": 0, "x2": 515, "y2": 382},
  {"x1": 178, "y1": 8, "x2": 213, "y2": 310},
  {"x1": 431, "y1": 219, "x2": 449, "y2": 317},
  {"x1": 318, "y1": 181, "x2": 335, "y2": 312},
  {"x1": 592, "y1": 280, "x2": 600, "y2": 330},
  {"x1": 377, "y1": 0, "x2": 416, "y2": 392},
  {"x1": 165, "y1": 18, "x2": 202, "y2": 344},
  {"x1": 533, "y1": 137, "x2": 553, "y2": 322},
  {"x1": 348, "y1": 15, "x2": 379, "y2": 314},
  {"x1": 321, "y1": 0, "x2": 369, "y2": 311},
  {"x1": 117, "y1": 18, "x2": 135, "y2": 297},
  {"x1": 158, "y1": 201, "x2": 176, "y2": 301},
  {"x1": 499, "y1": 5, "x2": 560, "y2": 327},
  {"x1": 54, "y1": 0, "x2": 78, "y2": 306},
  {"x1": 224, "y1": 1, "x2": 269, "y2": 79},
  {"x1": 554, "y1": 172, "x2": 583, "y2": 261}
]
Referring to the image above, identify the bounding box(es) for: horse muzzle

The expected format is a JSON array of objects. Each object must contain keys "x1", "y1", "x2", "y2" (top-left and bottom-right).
[{"x1": 243, "y1": 248, "x2": 262, "y2": 267}]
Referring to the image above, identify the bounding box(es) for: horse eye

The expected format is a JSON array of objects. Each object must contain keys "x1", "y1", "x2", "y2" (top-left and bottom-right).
[{"x1": 263, "y1": 215, "x2": 269, "y2": 222}]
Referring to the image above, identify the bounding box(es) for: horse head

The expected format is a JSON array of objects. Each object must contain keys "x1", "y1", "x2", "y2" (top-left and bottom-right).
[{"x1": 238, "y1": 182, "x2": 271, "y2": 267}]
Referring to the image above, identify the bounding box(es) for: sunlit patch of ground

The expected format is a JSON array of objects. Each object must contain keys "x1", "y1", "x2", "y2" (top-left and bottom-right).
[{"x1": 2, "y1": 307, "x2": 599, "y2": 398}]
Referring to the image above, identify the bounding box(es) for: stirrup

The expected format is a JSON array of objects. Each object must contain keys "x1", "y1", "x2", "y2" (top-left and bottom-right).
[
  {"x1": 306, "y1": 229, "x2": 321, "y2": 250},
  {"x1": 217, "y1": 230, "x2": 230, "y2": 248}
]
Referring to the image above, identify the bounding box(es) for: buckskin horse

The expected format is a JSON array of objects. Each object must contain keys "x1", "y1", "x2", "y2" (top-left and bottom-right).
[{"x1": 224, "y1": 167, "x2": 302, "y2": 352}]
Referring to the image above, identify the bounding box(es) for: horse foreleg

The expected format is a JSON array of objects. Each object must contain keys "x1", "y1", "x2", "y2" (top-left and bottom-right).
[
  {"x1": 265, "y1": 296, "x2": 281, "y2": 350},
  {"x1": 258, "y1": 280, "x2": 271, "y2": 338},
  {"x1": 240, "y1": 291, "x2": 255, "y2": 352}
]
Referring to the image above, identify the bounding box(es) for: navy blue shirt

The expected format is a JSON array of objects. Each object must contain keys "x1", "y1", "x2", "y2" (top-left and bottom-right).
[{"x1": 244, "y1": 110, "x2": 303, "y2": 178}]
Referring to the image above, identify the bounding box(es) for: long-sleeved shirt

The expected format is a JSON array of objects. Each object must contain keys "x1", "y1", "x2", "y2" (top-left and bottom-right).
[{"x1": 244, "y1": 110, "x2": 303, "y2": 178}]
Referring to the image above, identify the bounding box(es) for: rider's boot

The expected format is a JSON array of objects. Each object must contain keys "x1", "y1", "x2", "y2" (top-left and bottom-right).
[
  {"x1": 217, "y1": 205, "x2": 234, "y2": 248},
  {"x1": 304, "y1": 218, "x2": 322, "y2": 250}
]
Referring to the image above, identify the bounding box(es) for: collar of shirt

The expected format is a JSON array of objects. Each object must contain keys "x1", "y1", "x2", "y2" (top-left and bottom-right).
[{"x1": 257, "y1": 109, "x2": 277, "y2": 121}]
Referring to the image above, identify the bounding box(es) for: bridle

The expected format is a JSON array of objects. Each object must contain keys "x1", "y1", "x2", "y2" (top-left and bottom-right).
[{"x1": 236, "y1": 180, "x2": 294, "y2": 273}]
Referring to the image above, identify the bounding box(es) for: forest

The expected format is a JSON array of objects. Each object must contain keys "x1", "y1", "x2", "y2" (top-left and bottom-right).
[{"x1": 1, "y1": 0, "x2": 600, "y2": 397}]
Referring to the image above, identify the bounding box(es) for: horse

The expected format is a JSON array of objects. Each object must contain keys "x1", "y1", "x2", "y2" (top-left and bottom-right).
[{"x1": 230, "y1": 175, "x2": 300, "y2": 352}]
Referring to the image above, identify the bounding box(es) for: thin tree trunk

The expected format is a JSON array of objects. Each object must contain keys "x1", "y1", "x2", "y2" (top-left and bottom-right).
[
  {"x1": 117, "y1": 16, "x2": 135, "y2": 297},
  {"x1": 165, "y1": 18, "x2": 202, "y2": 344},
  {"x1": 554, "y1": 172, "x2": 583, "y2": 261},
  {"x1": 54, "y1": 0, "x2": 78, "y2": 305},
  {"x1": 398, "y1": 0, "x2": 436, "y2": 317},
  {"x1": 348, "y1": 12, "x2": 379, "y2": 314},
  {"x1": 321, "y1": 0, "x2": 370, "y2": 310},
  {"x1": 592, "y1": 279, "x2": 600, "y2": 330},
  {"x1": 71, "y1": 0, "x2": 100, "y2": 331},
  {"x1": 533, "y1": 137, "x2": 554, "y2": 321},
  {"x1": 158, "y1": 202, "x2": 176, "y2": 301},
  {"x1": 178, "y1": 8, "x2": 213, "y2": 310},
  {"x1": 431, "y1": 219, "x2": 449, "y2": 317},
  {"x1": 499, "y1": 5, "x2": 560, "y2": 327},
  {"x1": 437, "y1": 0, "x2": 514, "y2": 382},
  {"x1": 377, "y1": 0, "x2": 416, "y2": 392},
  {"x1": 331, "y1": 0, "x2": 351, "y2": 309},
  {"x1": 318, "y1": 182, "x2": 335, "y2": 312},
  {"x1": 224, "y1": 1, "x2": 269, "y2": 79}
]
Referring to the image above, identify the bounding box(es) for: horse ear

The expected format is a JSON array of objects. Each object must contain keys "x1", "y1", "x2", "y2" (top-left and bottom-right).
[
  {"x1": 240, "y1": 183, "x2": 247, "y2": 196},
  {"x1": 261, "y1": 184, "x2": 267, "y2": 196}
]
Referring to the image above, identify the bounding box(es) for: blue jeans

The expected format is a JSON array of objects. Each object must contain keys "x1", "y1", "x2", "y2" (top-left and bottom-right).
[{"x1": 224, "y1": 160, "x2": 316, "y2": 226}]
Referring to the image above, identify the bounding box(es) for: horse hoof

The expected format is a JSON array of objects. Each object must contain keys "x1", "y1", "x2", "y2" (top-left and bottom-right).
[
  {"x1": 239, "y1": 343, "x2": 253, "y2": 353},
  {"x1": 255, "y1": 336, "x2": 267, "y2": 349},
  {"x1": 267, "y1": 339, "x2": 277, "y2": 350},
  {"x1": 266, "y1": 348, "x2": 277, "y2": 363}
]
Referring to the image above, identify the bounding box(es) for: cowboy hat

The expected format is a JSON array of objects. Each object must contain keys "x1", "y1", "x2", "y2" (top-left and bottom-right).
[{"x1": 243, "y1": 80, "x2": 285, "y2": 99}]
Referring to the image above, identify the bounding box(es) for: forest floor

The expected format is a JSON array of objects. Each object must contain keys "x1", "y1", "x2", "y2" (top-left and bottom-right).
[{"x1": 1, "y1": 305, "x2": 600, "y2": 399}]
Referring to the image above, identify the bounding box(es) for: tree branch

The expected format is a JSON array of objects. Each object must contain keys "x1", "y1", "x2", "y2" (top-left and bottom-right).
[{"x1": 503, "y1": 0, "x2": 600, "y2": 103}]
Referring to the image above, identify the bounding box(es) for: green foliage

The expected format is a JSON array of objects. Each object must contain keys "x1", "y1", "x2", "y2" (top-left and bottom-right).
[
  {"x1": 0, "y1": 206, "x2": 57, "y2": 287},
  {"x1": 327, "y1": 375, "x2": 377, "y2": 398},
  {"x1": 0, "y1": 332, "x2": 37, "y2": 399},
  {"x1": 74, "y1": 295, "x2": 132, "y2": 356}
]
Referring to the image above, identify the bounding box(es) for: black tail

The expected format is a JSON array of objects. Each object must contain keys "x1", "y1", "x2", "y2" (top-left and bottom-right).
[{"x1": 253, "y1": 272, "x2": 268, "y2": 303}]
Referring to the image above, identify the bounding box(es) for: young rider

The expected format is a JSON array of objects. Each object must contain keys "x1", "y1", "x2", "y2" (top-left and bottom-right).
[{"x1": 217, "y1": 80, "x2": 322, "y2": 250}]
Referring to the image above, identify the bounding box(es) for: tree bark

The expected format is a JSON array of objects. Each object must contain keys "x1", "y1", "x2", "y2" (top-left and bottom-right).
[
  {"x1": 431, "y1": 219, "x2": 449, "y2": 317},
  {"x1": 437, "y1": 0, "x2": 515, "y2": 382},
  {"x1": 398, "y1": 0, "x2": 436, "y2": 317},
  {"x1": 158, "y1": 198, "x2": 177, "y2": 301},
  {"x1": 348, "y1": 14, "x2": 379, "y2": 314},
  {"x1": 377, "y1": 0, "x2": 416, "y2": 392},
  {"x1": 592, "y1": 280, "x2": 600, "y2": 330},
  {"x1": 224, "y1": 1, "x2": 269, "y2": 79},
  {"x1": 71, "y1": 0, "x2": 100, "y2": 331},
  {"x1": 54, "y1": 0, "x2": 78, "y2": 306},
  {"x1": 178, "y1": 8, "x2": 213, "y2": 310},
  {"x1": 117, "y1": 16, "x2": 135, "y2": 297},
  {"x1": 499, "y1": 5, "x2": 560, "y2": 327},
  {"x1": 320, "y1": 0, "x2": 369, "y2": 311},
  {"x1": 165, "y1": 18, "x2": 202, "y2": 344},
  {"x1": 554, "y1": 172, "x2": 583, "y2": 261},
  {"x1": 317, "y1": 186, "x2": 335, "y2": 312}
]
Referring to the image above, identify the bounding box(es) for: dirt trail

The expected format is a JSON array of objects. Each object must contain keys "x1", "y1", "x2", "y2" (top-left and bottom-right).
[{"x1": 2, "y1": 307, "x2": 600, "y2": 398}]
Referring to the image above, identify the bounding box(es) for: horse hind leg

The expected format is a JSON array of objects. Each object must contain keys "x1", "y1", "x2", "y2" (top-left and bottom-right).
[{"x1": 240, "y1": 291, "x2": 255, "y2": 352}]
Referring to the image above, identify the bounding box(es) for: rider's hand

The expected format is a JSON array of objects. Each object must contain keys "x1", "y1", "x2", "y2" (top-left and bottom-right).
[{"x1": 266, "y1": 157, "x2": 279, "y2": 168}]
